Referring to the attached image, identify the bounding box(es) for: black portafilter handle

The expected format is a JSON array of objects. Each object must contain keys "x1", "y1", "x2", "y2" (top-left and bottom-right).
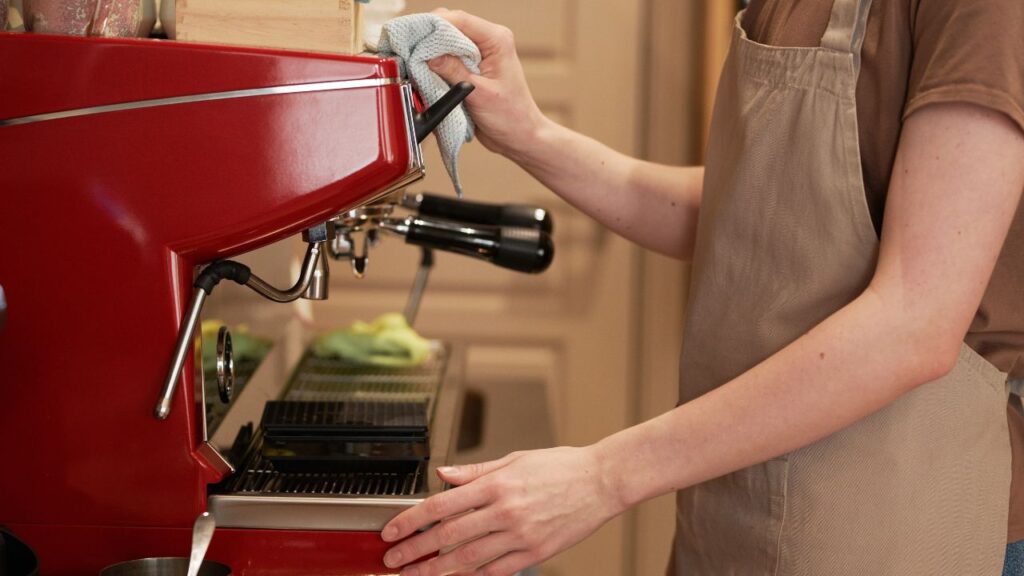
[
  {"x1": 410, "y1": 193, "x2": 554, "y2": 234},
  {"x1": 415, "y1": 82, "x2": 475, "y2": 143},
  {"x1": 387, "y1": 216, "x2": 554, "y2": 274}
]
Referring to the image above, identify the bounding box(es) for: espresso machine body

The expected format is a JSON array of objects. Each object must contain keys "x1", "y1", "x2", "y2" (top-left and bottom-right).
[{"x1": 0, "y1": 32, "x2": 419, "y2": 574}]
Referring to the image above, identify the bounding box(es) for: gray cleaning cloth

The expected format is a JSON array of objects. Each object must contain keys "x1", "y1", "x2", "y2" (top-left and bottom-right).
[{"x1": 376, "y1": 14, "x2": 481, "y2": 197}]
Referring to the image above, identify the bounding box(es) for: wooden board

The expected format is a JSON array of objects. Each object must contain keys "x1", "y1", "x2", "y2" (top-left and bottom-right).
[{"x1": 174, "y1": 0, "x2": 363, "y2": 55}]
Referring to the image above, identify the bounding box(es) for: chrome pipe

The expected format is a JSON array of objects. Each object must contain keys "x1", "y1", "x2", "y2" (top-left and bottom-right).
[
  {"x1": 155, "y1": 238, "x2": 325, "y2": 421},
  {"x1": 302, "y1": 248, "x2": 330, "y2": 300},
  {"x1": 377, "y1": 218, "x2": 410, "y2": 236},
  {"x1": 245, "y1": 242, "x2": 322, "y2": 303},
  {"x1": 155, "y1": 289, "x2": 208, "y2": 420}
]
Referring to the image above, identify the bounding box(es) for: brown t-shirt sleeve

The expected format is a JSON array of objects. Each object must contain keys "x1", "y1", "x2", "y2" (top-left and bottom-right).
[
  {"x1": 903, "y1": 0, "x2": 1024, "y2": 134},
  {"x1": 1010, "y1": 398, "x2": 1024, "y2": 542}
]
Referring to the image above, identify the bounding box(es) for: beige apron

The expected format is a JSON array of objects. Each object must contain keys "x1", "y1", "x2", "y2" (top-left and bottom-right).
[{"x1": 670, "y1": 0, "x2": 1012, "y2": 573}]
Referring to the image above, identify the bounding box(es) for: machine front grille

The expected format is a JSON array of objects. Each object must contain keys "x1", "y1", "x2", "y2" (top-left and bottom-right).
[
  {"x1": 284, "y1": 353, "x2": 443, "y2": 414},
  {"x1": 217, "y1": 345, "x2": 447, "y2": 498},
  {"x1": 261, "y1": 400, "x2": 428, "y2": 433},
  {"x1": 223, "y1": 431, "x2": 425, "y2": 496}
]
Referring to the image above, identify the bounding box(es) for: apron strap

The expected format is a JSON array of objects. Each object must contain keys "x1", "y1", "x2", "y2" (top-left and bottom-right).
[{"x1": 820, "y1": 0, "x2": 874, "y2": 75}]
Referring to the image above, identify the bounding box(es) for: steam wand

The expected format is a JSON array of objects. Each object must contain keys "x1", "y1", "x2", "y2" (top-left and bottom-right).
[{"x1": 155, "y1": 224, "x2": 332, "y2": 420}]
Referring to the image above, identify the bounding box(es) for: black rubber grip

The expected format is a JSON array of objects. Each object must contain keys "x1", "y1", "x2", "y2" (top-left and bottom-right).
[
  {"x1": 417, "y1": 194, "x2": 554, "y2": 234},
  {"x1": 414, "y1": 82, "x2": 475, "y2": 143},
  {"x1": 194, "y1": 261, "x2": 252, "y2": 294},
  {"x1": 403, "y1": 217, "x2": 554, "y2": 274},
  {"x1": 494, "y1": 227, "x2": 554, "y2": 274}
]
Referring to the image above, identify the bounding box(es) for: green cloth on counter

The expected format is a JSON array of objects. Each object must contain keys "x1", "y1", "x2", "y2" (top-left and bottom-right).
[
  {"x1": 312, "y1": 313, "x2": 431, "y2": 367},
  {"x1": 200, "y1": 320, "x2": 273, "y2": 369}
]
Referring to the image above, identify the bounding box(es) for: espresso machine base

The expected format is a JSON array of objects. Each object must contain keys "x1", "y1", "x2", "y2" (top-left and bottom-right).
[{"x1": 6, "y1": 525, "x2": 394, "y2": 576}]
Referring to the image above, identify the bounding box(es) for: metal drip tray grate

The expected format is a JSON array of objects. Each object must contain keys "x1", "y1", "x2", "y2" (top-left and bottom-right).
[
  {"x1": 260, "y1": 400, "x2": 430, "y2": 473},
  {"x1": 209, "y1": 343, "x2": 454, "y2": 530},
  {"x1": 218, "y1": 345, "x2": 447, "y2": 496},
  {"x1": 261, "y1": 400, "x2": 428, "y2": 436},
  {"x1": 223, "y1": 431, "x2": 425, "y2": 497},
  {"x1": 282, "y1": 351, "x2": 445, "y2": 412}
]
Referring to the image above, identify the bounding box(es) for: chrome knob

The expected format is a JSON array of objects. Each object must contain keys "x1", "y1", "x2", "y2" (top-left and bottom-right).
[
  {"x1": 216, "y1": 326, "x2": 234, "y2": 404},
  {"x1": 0, "y1": 284, "x2": 6, "y2": 333}
]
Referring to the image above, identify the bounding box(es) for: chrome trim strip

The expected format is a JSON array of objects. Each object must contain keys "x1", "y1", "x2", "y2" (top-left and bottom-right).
[
  {"x1": 208, "y1": 494, "x2": 424, "y2": 531},
  {"x1": 401, "y1": 82, "x2": 425, "y2": 171},
  {"x1": 0, "y1": 77, "x2": 400, "y2": 127},
  {"x1": 196, "y1": 441, "x2": 235, "y2": 476}
]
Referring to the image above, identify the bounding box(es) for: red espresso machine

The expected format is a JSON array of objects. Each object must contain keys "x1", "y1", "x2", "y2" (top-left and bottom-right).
[{"x1": 0, "y1": 31, "x2": 554, "y2": 575}]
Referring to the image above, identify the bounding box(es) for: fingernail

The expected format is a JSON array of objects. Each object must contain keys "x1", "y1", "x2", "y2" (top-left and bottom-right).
[
  {"x1": 383, "y1": 549, "x2": 403, "y2": 568},
  {"x1": 401, "y1": 567, "x2": 419, "y2": 576},
  {"x1": 438, "y1": 466, "x2": 458, "y2": 476},
  {"x1": 428, "y1": 56, "x2": 446, "y2": 68},
  {"x1": 382, "y1": 525, "x2": 398, "y2": 541}
]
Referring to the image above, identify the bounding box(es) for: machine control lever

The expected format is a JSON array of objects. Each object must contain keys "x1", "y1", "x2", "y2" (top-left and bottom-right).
[
  {"x1": 406, "y1": 193, "x2": 553, "y2": 234},
  {"x1": 404, "y1": 248, "x2": 434, "y2": 326},
  {"x1": 380, "y1": 216, "x2": 554, "y2": 274},
  {"x1": 414, "y1": 82, "x2": 475, "y2": 143}
]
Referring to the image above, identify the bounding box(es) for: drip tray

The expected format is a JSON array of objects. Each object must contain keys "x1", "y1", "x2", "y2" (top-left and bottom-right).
[
  {"x1": 228, "y1": 431, "x2": 427, "y2": 496},
  {"x1": 261, "y1": 400, "x2": 430, "y2": 473},
  {"x1": 209, "y1": 343, "x2": 461, "y2": 531},
  {"x1": 209, "y1": 431, "x2": 428, "y2": 531}
]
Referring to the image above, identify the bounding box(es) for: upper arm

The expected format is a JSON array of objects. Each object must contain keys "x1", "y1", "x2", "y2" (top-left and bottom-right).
[{"x1": 869, "y1": 103, "x2": 1024, "y2": 369}]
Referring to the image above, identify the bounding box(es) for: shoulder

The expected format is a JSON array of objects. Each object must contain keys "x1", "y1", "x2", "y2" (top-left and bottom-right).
[{"x1": 903, "y1": 0, "x2": 1024, "y2": 134}]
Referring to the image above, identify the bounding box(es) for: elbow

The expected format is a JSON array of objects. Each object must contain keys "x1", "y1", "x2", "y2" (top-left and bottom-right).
[
  {"x1": 903, "y1": 334, "x2": 963, "y2": 389},
  {"x1": 863, "y1": 284, "x2": 969, "y2": 390}
]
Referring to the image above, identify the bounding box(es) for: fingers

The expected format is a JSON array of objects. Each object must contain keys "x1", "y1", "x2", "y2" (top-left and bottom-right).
[
  {"x1": 383, "y1": 455, "x2": 521, "y2": 542},
  {"x1": 432, "y1": 8, "x2": 516, "y2": 59},
  {"x1": 395, "y1": 531, "x2": 520, "y2": 576},
  {"x1": 428, "y1": 55, "x2": 475, "y2": 87},
  {"x1": 383, "y1": 508, "x2": 497, "y2": 569},
  {"x1": 437, "y1": 453, "x2": 519, "y2": 486},
  {"x1": 383, "y1": 482, "x2": 491, "y2": 543}
]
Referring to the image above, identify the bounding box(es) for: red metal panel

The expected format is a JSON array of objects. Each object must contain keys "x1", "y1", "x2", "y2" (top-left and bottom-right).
[
  {"x1": 5, "y1": 86, "x2": 408, "y2": 260},
  {"x1": 7, "y1": 524, "x2": 396, "y2": 575},
  {"x1": 0, "y1": 32, "x2": 400, "y2": 121}
]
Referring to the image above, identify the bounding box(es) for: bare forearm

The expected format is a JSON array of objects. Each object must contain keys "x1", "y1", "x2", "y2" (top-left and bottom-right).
[
  {"x1": 595, "y1": 287, "x2": 952, "y2": 511},
  {"x1": 511, "y1": 117, "x2": 703, "y2": 259}
]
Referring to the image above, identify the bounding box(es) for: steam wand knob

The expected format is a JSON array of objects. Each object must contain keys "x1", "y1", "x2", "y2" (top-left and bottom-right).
[{"x1": 414, "y1": 82, "x2": 475, "y2": 143}]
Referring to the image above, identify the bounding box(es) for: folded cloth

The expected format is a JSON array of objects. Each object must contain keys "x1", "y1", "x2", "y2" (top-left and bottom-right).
[
  {"x1": 312, "y1": 312, "x2": 432, "y2": 367},
  {"x1": 376, "y1": 14, "x2": 481, "y2": 197}
]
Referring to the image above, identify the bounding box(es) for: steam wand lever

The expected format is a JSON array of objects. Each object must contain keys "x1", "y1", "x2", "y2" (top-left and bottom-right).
[
  {"x1": 414, "y1": 82, "x2": 475, "y2": 143},
  {"x1": 155, "y1": 226, "x2": 331, "y2": 420}
]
